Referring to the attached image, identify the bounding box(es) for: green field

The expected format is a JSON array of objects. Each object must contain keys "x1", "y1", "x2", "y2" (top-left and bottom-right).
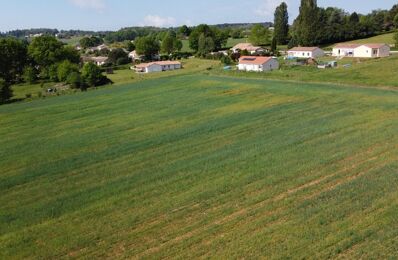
[
  {"x1": 60, "y1": 36, "x2": 84, "y2": 46},
  {"x1": 1, "y1": 73, "x2": 398, "y2": 258},
  {"x1": 218, "y1": 55, "x2": 398, "y2": 89},
  {"x1": 324, "y1": 32, "x2": 397, "y2": 49}
]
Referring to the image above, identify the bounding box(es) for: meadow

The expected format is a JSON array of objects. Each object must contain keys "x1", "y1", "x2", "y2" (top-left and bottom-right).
[
  {"x1": 324, "y1": 32, "x2": 397, "y2": 49},
  {"x1": 1, "y1": 74, "x2": 398, "y2": 258},
  {"x1": 217, "y1": 54, "x2": 398, "y2": 89}
]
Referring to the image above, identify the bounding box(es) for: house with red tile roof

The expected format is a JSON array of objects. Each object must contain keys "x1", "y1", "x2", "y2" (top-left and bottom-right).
[
  {"x1": 287, "y1": 47, "x2": 324, "y2": 59},
  {"x1": 238, "y1": 56, "x2": 279, "y2": 72}
]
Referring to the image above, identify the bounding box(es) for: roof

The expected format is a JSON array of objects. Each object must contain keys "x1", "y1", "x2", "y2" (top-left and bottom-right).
[
  {"x1": 91, "y1": 56, "x2": 108, "y2": 63},
  {"x1": 82, "y1": 56, "x2": 108, "y2": 63},
  {"x1": 334, "y1": 43, "x2": 388, "y2": 49},
  {"x1": 288, "y1": 47, "x2": 321, "y2": 52},
  {"x1": 239, "y1": 56, "x2": 274, "y2": 65},
  {"x1": 333, "y1": 43, "x2": 362, "y2": 49},
  {"x1": 361, "y1": 43, "x2": 388, "y2": 49},
  {"x1": 232, "y1": 43, "x2": 264, "y2": 52},
  {"x1": 135, "y1": 60, "x2": 181, "y2": 68}
]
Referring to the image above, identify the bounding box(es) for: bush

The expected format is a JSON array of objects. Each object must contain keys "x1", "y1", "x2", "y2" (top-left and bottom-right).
[
  {"x1": 81, "y1": 62, "x2": 111, "y2": 88},
  {"x1": 66, "y1": 72, "x2": 82, "y2": 89},
  {"x1": 221, "y1": 56, "x2": 232, "y2": 65},
  {"x1": 0, "y1": 78, "x2": 12, "y2": 104},
  {"x1": 116, "y1": 57, "x2": 130, "y2": 66},
  {"x1": 23, "y1": 67, "x2": 38, "y2": 84},
  {"x1": 57, "y1": 60, "x2": 79, "y2": 82}
]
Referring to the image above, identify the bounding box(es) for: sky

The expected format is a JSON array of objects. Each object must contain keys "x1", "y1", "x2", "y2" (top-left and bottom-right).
[{"x1": 0, "y1": 0, "x2": 397, "y2": 32}]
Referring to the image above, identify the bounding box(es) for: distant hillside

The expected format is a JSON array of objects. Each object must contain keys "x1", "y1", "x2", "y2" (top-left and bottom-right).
[
  {"x1": 212, "y1": 22, "x2": 273, "y2": 29},
  {"x1": 324, "y1": 32, "x2": 397, "y2": 49}
]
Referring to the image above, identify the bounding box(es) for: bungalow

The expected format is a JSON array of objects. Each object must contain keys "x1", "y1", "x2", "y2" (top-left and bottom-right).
[
  {"x1": 231, "y1": 43, "x2": 266, "y2": 55},
  {"x1": 135, "y1": 61, "x2": 182, "y2": 73},
  {"x1": 332, "y1": 44, "x2": 361, "y2": 57},
  {"x1": 238, "y1": 56, "x2": 279, "y2": 72},
  {"x1": 287, "y1": 47, "x2": 324, "y2": 59},
  {"x1": 332, "y1": 43, "x2": 390, "y2": 58},
  {"x1": 352, "y1": 44, "x2": 390, "y2": 58}
]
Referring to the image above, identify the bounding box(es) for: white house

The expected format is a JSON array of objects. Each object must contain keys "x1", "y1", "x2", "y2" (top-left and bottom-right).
[
  {"x1": 82, "y1": 56, "x2": 108, "y2": 66},
  {"x1": 287, "y1": 47, "x2": 324, "y2": 58},
  {"x1": 135, "y1": 61, "x2": 182, "y2": 73},
  {"x1": 88, "y1": 44, "x2": 110, "y2": 53},
  {"x1": 332, "y1": 43, "x2": 390, "y2": 58},
  {"x1": 231, "y1": 43, "x2": 266, "y2": 55},
  {"x1": 128, "y1": 50, "x2": 144, "y2": 61},
  {"x1": 238, "y1": 56, "x2": 279, "y2": 72},
  {"x1": 332, "y1": 44, "x2": 361, "y2": 57},
  {"x1": 352, "y1": 44, "x2": 390, "y2": 58}
]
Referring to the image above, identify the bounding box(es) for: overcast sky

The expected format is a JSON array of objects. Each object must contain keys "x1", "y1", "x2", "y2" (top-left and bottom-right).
[{"x1": 1, "y1": 0, "x2": 396, "y2": 32}]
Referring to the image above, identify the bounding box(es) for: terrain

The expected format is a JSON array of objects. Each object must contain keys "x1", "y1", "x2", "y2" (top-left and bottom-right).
[{"x1": 1, "y1": 73, "x2": 397, "y2": 258}]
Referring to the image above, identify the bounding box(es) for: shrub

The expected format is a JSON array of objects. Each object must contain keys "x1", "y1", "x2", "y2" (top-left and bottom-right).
[
  {"x1": 221, "y1": 56, "x2": 232, "y2": 65},
  {"x1": 23, "y1": 67, "x2": 38, "y2": 84},
  {"x1": 57, "y1": 60, "x2": 79, "y2": 82},
  {"x1": 66, "y1": 72, "x2": 82, "y2": 89},
  {"x1": 81, "y1": 63, "x2": 111, "y2": 88},
  {"x1": 0, "y1": 78, "x2": 12, "y2": 104}
]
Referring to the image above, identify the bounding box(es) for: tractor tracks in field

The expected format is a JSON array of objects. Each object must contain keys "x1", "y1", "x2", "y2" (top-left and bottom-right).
[{"x1": 130, "y1": 143, "x2": 396, "y2": 258}]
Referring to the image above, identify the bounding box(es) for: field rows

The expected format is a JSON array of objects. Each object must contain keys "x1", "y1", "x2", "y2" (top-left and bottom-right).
[{"x1": 1, "y1": 75, "x2": 398, "y2": 258}]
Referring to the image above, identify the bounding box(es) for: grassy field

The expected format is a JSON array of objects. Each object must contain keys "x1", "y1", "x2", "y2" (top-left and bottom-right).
[
  {"x1": 217, "y1": 54, "x2": 398, "y2": 89},
  {"x1": 107, "y1": 59, "x2": 219, "y2": 85},
  {"x1": 60, "y1": 36, "x2": 83, "y2": 46},
  {"x1": 324, "y1": 32, "x2": 397, "y2": 49},
  {"x1": 10, "y1": 59, "x2": 220, "y2": 101},
  {"x1": 1, "y1": 74, "x2": 398, "y2": 258}
]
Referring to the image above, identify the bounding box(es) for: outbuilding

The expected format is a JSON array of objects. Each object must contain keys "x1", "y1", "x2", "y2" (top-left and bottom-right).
[
  {"x1": 238, "y1": 56, "x2": 279, "y2": 72},
  {"x1": 287, "y1": 47, "x2": 324, "y2": 59}
]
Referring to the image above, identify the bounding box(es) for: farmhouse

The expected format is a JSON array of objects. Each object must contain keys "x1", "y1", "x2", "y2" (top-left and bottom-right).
[
  {"x1": 238, "y1": 56, "x2": 279, "y2": 72},
  {"x1": 333, "y1": 43, "x2": 390, "y2": 58},
  {"x1": 287, "y1": 47, "x2": 324, "y2": 58},
  {"x1": 231, "y1": 43, "x2": 266, "y2": 55},
  {"x1": 135, "y1": 61, "x2": 182, "y2": 73}
]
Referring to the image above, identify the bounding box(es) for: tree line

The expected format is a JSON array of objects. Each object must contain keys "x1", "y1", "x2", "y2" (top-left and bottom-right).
[
  {"x1": 0, "y1": 36, "x2": 109, "y2": 104},
  {"x1": 287, "y1": 0, "x2": 398, "y2": 47}
]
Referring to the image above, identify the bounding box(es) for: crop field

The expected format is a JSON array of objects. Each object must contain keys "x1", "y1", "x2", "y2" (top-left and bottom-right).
[{"x1": 1, "y1": 75, "x2": 398, "y2": 258}]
